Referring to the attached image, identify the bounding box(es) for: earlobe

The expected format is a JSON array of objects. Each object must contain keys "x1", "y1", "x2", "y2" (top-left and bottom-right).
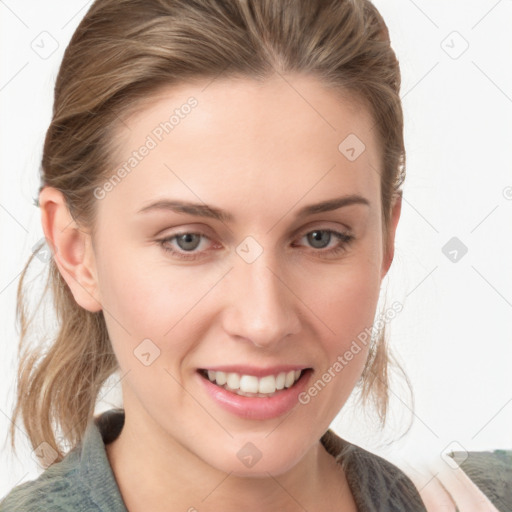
[
  {"x1": 39, "y1": 186, "x2": 102, "y2": 313},
  {"x1": 381, "y1": 191, "x2": 402, "y2": 280}
]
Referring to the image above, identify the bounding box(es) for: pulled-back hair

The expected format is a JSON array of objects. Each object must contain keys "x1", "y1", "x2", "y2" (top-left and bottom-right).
[{"x1": 10, "y1": 0, "x2": 408, "y2": 463}]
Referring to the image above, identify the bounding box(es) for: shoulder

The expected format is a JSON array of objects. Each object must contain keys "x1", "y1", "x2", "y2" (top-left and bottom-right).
[
  {"x1": 0, "y1": 408, "x2": 127, "y2": 512},
  {"x1": 321, "y1": 428, "x2": 427, "y2": 511},
  {"x1": 450, "y1": 448, "x2": 512, "y2": 511},
  {"x1": 344, "y1": 440, "x2": 428, "y2": 509},
  {"x1": 0, "y1": 448, "x2": 90, "y2": 512}
]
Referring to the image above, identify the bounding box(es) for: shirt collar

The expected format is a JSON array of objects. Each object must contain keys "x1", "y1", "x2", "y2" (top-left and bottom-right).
[{"x1": 78, "y1": 408, "x2": 128, "y2": 511}]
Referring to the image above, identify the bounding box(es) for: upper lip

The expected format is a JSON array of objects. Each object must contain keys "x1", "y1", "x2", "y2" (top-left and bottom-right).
[{"x1": 198, "y1": 365, "x2": 311, "y2": 378}]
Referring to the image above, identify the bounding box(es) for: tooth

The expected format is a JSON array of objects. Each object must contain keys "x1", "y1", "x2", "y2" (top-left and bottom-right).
[
  {"x1": 226, "y1": 372, "x2": 240, "y2": 390},
  {"x1": 215, "y1": 371, "x2": 227, "y2": 385},
  {"x1": 239, "y1": 375, "x2": 259, "y2": 393},
  {"x1": 206, "y1": 369, "x2": 303, "y2": 394},
  {"x1": 235, "y1": 389, "x2": 253, "y2": 397},
  {"x1": 275, "y1": 372, "x2": 286, "y2": 390},
  {"x1": 258, "y1": 375, "x2": 277, "y2": 394},
  {"x1": 284, "y1": 370, "x2": 295, "y2": 388}
]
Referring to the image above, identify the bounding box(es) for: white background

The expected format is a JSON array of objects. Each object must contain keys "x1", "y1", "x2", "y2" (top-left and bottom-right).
[{"x1": 1, "y1": 0, "x2": 511, "y2": 497}]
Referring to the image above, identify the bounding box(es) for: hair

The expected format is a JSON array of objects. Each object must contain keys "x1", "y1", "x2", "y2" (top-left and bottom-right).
[{"x1": 10, "y1": 0, "x2": 410, "y2": 463}]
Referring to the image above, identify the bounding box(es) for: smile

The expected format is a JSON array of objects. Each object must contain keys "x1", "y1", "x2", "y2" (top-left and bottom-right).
[{"x1": 199, "y1": 369, "x2": 305, "y2": 397}]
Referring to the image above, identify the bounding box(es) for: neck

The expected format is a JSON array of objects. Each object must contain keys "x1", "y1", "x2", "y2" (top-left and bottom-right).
[{"x1": 105, "y1": 413, "x2": 353, "y2": 512}]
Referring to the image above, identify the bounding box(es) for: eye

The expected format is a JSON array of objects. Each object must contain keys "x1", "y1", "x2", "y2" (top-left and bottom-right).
[
  {"x1": 294, "y1": 229, "x2": 354, "y2": 258},
  {"x1": 157, "y1": 231, "x2": 213, "y2": 261},
  {"x1": 157, "y1": 227, "x2": 355, "y2": 261}
]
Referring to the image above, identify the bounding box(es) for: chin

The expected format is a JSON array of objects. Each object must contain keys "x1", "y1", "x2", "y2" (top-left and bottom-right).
[{"x1": 202, "y1": 441, "x2": 306, "y2": 478}]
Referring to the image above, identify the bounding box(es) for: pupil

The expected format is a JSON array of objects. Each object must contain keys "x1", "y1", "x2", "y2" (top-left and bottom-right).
[
  {"x1": 178, "y1": 233, "x2": 200, "y2": 251},
  {"x1": 309, "y1": 230, "x2": 330, "y2": 249}
]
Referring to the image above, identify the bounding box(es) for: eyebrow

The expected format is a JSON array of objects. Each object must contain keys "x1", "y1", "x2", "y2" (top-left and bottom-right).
[{"x1": 136, "y1": 194, "x2": 370, "y2": 223}]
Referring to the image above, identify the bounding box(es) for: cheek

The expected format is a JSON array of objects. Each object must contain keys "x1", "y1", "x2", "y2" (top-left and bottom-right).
[
  {"x1": 304, "y1": 253, "x2": 382, "y2": 383},
  {"x1": 94, "y1": 250, "x2": 167, "y2": 357},
  {"x1": 307, "y1": 254, "x2": 382, "y2": 336},
  {"x1": 97, "y1": 244, "x2": 186, "y2": 326},
  {"x1": 96, "y1": 249, "x2": 213, "y2": 369},
  {"x1": 297, "y1": 265, "x2": 381, "y2": 420}
]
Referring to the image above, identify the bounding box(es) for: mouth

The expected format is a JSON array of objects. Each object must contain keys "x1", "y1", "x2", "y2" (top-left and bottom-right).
[{"x1": 197, "y1": 367, "x2": 312, "y2": 398}]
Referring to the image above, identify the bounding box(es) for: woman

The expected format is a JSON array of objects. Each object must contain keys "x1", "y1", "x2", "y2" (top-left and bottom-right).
[{"x1": 0, "y1": 1, "x2": 507, "y2": 510}]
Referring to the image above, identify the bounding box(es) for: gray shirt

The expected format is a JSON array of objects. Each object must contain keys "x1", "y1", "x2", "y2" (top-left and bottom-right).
[{"x1": 0, "y1": 408, "x2": 508, "y2": 511}]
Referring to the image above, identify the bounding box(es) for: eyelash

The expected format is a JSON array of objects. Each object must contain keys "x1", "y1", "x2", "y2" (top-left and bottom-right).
[{"x1": 157, "y1": 228, "x2": 355, "y2": 261}]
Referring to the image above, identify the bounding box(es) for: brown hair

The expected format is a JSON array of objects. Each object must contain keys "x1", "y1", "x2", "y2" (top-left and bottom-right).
[{"x1": 10, "y1": 0, "x2": 408, "y2": 463}]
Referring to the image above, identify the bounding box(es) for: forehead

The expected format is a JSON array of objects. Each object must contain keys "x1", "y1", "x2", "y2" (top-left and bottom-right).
[
  {"x1": 102, "y1": 74, "x2": 381, "y2": 219},
  {"x1": 117, "y1": 73, "x2": 378, "y2": 151}
]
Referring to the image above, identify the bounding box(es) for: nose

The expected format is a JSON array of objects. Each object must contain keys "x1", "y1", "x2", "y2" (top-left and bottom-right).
[{"x1": 222, "y1": 249, "x2": 301, "y2": 349}]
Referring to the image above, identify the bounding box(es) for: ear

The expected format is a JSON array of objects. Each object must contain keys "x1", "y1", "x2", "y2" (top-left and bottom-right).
[
  {"x1": 39, "y1": 186, "x2": 102, "y2": 312},
  {"x1": 381, "y1": 191, "x2": 402, "y2": 280}
]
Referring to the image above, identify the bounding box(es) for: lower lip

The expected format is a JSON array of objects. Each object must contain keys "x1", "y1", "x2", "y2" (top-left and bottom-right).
[{"x1": 197, "y1": 369, "x2": 312, "y2": 420}]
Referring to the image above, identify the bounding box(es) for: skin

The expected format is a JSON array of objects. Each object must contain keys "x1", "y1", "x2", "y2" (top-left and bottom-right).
[
  {"x1": 407, "y1": 458, "x2": 500, "y2": 511},
  {"x1": 39, "y1": 73, "x2": 401, "y2": 512}
]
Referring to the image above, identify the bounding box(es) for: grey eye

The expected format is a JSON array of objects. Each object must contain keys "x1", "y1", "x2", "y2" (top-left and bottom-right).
[
  {"x1": 175, "y1": 233, "x2": 202, "y2": 251},
  {"x1": 306, "y1": 230, "x2": 332, "y2": 249}
]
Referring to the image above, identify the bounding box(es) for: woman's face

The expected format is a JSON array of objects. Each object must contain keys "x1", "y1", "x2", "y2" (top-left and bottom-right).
[{"x1": 86, "y1": 74, "x2": 399, "y2": 475}]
